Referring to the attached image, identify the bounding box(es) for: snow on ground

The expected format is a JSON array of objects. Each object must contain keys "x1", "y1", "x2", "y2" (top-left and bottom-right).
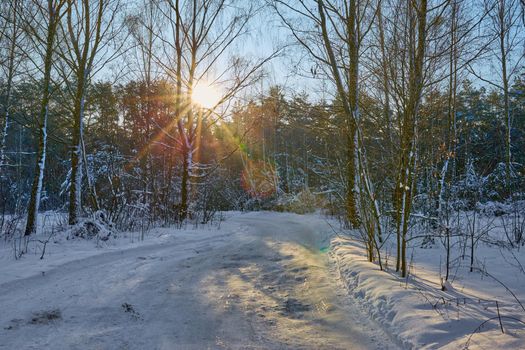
[
  {"x1": 0, "y1": 211, "x2": 242, "y2": 286},
  {"x1": 331, "y1": 233, "x2": 525, "y2": 349},
  {"x1": 1, "y1": 211, "x2": 398, "y2": 350},
  {"x1": 3, "y1": 210, "x2": 523, "y2": 349}
]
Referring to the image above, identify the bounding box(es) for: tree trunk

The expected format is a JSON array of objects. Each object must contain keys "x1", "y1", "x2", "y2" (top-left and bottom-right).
[
  {"x1": 68, "y1": 68, "x2": 87, "y2": 225},
  {"x1": 346, "y1": 126, "x2": 360, "y2": 227},
  {"x1": 82, "y1": 134, "x2": 100, "y2": 211},
  {"x1": 180, "y1": 149, "x2": 189, "y2": 221}
]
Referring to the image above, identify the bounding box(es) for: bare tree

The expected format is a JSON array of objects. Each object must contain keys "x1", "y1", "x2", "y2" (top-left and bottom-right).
[
  {"x1": 492, "y1": 0, "x2": 523, "y2": 189},
  {"x1": 273, "y1": 0, "x2": 392, "y2": 265},
  {"x1": 391, "y1": 0, "x2": 428, "y2": 277},
  {"x1": 57, "y1": 0, "x2": 123, "y2": 225},
  {"x1": 0, "y1": 0, "x2": 24, "y2": 173},
  {"x1": 25, "y1": 0, "x2": 68, "y2": 236},
  {"x1": 148, "y1": 0, "x2": 272, "y2": 222},
  {"x1": 273, "y1": 0, "x2": 376, "y2": 229},
  {"x1": 473, "y1": 0, "x2": 524, "y2": 188}
]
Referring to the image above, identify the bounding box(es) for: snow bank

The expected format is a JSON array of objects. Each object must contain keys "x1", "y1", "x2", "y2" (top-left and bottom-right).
[{"x1": 330, "y1": 237, "x2": 525, "y2": 349}]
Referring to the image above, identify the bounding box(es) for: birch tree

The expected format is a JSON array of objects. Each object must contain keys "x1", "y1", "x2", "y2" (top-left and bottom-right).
[
  {"x1": 486, "y1": 0, "x2": 523, "y2": 189},
  {"x1": 273, "y1": 0, "x2": 391, "y2": 264},
  {"x1": 466, "y1": 0, "x2": 524, "y2": 189},
  {"x1": 150, "y1": 0, "x2": 271, "y2": 222},
  {"x1": 391, "y1": 0, "x2": 428, "y2": 277},
  {"x1": 0, "y1": 0, "x2": 23, "y2": 173},
  {"x1": 58, "y1": 0, "x2": 122, "y2": 225},
  {"x1": 273, "y1": 0, "x2": 373, "y2": 229},
  {"x1": 25, "y1": 0, "x2": 67, "y2": 236}
]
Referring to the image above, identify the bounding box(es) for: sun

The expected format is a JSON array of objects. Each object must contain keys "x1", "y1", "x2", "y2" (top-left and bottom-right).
[{"x1": 192, "y1": 82, "x2": 221, "y2": 109}]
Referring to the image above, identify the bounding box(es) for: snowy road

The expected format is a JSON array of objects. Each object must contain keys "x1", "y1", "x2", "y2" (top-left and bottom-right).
[{"x1": 0, "y1": 212, "x2": 398, "y2": 349}]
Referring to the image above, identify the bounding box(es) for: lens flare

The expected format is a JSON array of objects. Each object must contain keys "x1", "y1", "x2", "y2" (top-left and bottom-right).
[{"x1": 240, "y1": 159, "x2": 278, "y2": 198}]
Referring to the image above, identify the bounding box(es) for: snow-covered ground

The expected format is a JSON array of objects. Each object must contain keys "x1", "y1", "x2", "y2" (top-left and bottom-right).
[
  {"x1": 2, "y1": 211, "x2": 523, "y2": 349},
  {"x1": 331, "y1": 232, "x2": 525, "y2": 349},
  {"x1": 1, "y1": 212, "x2": 398, "y2": 350}
]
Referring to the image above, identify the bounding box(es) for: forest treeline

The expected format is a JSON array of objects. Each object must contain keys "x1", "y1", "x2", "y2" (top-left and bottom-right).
[
  {"x1": 2, "y1": 77, "x2": 524, "y2": 231},
  {"x1": 1, "y1": 0, "x2": 524, "y2": 277}
]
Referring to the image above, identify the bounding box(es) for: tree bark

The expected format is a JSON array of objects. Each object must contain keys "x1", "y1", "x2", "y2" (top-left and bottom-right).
[{"x1": 68, "y1": 67, "x2": 87, "y2": 225}]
